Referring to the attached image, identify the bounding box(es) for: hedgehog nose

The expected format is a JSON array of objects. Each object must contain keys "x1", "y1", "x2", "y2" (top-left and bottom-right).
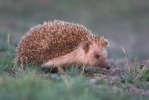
[{"x1": 106, "y1": 65, "x2": 110, "y2": 70}]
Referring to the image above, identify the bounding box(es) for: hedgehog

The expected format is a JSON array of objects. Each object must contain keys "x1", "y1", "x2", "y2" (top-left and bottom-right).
[{"x1": 16, "y1": 20, "x2": 110, "y2": 70}]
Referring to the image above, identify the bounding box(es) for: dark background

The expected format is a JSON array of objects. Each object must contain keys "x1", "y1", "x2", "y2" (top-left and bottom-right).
[{"x1": 0, "y1": 0, "x2": 149, "y2": 61}]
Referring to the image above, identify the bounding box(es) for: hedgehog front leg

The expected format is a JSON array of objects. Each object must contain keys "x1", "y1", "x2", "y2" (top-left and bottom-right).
[
  {"x1": 81, "y1": 63, "x2": 85, "y2": 74},
  {"x1": 57, "y1": 66, "x2": 67, "y2": 75}
]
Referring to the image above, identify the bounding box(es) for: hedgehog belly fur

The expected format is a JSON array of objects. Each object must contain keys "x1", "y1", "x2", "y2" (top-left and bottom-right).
[{"x1": 42, "y1": 44, "x2": 87, "y2": 67}]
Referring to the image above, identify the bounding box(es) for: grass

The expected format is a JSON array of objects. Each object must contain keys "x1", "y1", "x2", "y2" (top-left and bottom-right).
[
  {"x1": 0, "y1": 47, "x2": 149, "y2": 100},
  {"x1": 0, "y1": 72, "x2": 143, "y2": 100},
  {"x1": 120, "y1": 47, "x2": 149, "y2": 90}
]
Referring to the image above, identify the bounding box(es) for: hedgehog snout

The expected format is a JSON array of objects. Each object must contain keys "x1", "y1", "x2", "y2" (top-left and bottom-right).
[
  {"x1": 104, "y1": 62, "x2": 110, "y2": 70},
  {"x1": 106, "y1": 64, "x2": 110, "y2": 70},
  {"x1": 99, "y1": 61, "x2": 110, "y2": 70}
]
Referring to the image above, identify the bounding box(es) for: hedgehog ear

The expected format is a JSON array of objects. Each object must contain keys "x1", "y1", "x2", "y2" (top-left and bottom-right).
[
  {"x1": 99, "y1": 38, "x2": 109, "y2": 47},
  {"x1": 101, "y1": 40, "x2": 109, "y2": 47},
  {"x1": 83, "y1": 41, "x2": 92, "y2": 53}
]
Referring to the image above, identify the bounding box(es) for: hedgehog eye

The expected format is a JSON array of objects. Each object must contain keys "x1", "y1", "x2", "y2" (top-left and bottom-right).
[{"x1": 95, "y1": 54, "x2": 100, "y2": 59}]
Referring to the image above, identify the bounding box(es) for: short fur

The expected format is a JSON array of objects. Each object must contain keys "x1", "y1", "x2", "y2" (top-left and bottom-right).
[{"x1": 16, "y1": 20, "x2": 109, "y2": 69}]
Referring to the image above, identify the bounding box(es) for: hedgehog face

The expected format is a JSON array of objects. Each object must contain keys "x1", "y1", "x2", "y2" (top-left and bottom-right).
[
  {"x1": 93, "y1": 48, "x2": 110, "y2": 70},
  {"x1": 84, "y1": 42, "x2": 110, "y2": 70}
]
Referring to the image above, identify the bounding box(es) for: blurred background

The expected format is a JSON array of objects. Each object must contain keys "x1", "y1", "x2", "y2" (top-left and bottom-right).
[{"x1": 0, "y1": 0, "x2": 149, "y2": 62}]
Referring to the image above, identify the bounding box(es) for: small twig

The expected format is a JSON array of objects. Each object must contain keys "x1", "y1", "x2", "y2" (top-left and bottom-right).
[
  {"x1": 2, "y1": 65, "x2": 8, "y2": 71},
  {"x1": 121, "y1": 46, "x2": 130, "y2": 73},
  {"x1": 11, "y1": 67, "x2": 16, "y2": 74},
  {"x1": 145, "y1": 60, "x2": 149, "y2": 68},
  {"x1": 135, "y1": 65, "x2": 145, "y2": 81},
  {"x1": 135, "y1": 60, "x2": 149, "y2": 81},
  {"x1": 7, "y1": 34, "x2": 10, "y2": 53},
  {"x1": 62, "y1": 76, "x2": 73, "y2": 88},
  {"x1": 105, "y1": 68, "x2": 118, "y2": 76},
  {"x1": 134, "y1": 57, "x2": 137, "y2": 73}
]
